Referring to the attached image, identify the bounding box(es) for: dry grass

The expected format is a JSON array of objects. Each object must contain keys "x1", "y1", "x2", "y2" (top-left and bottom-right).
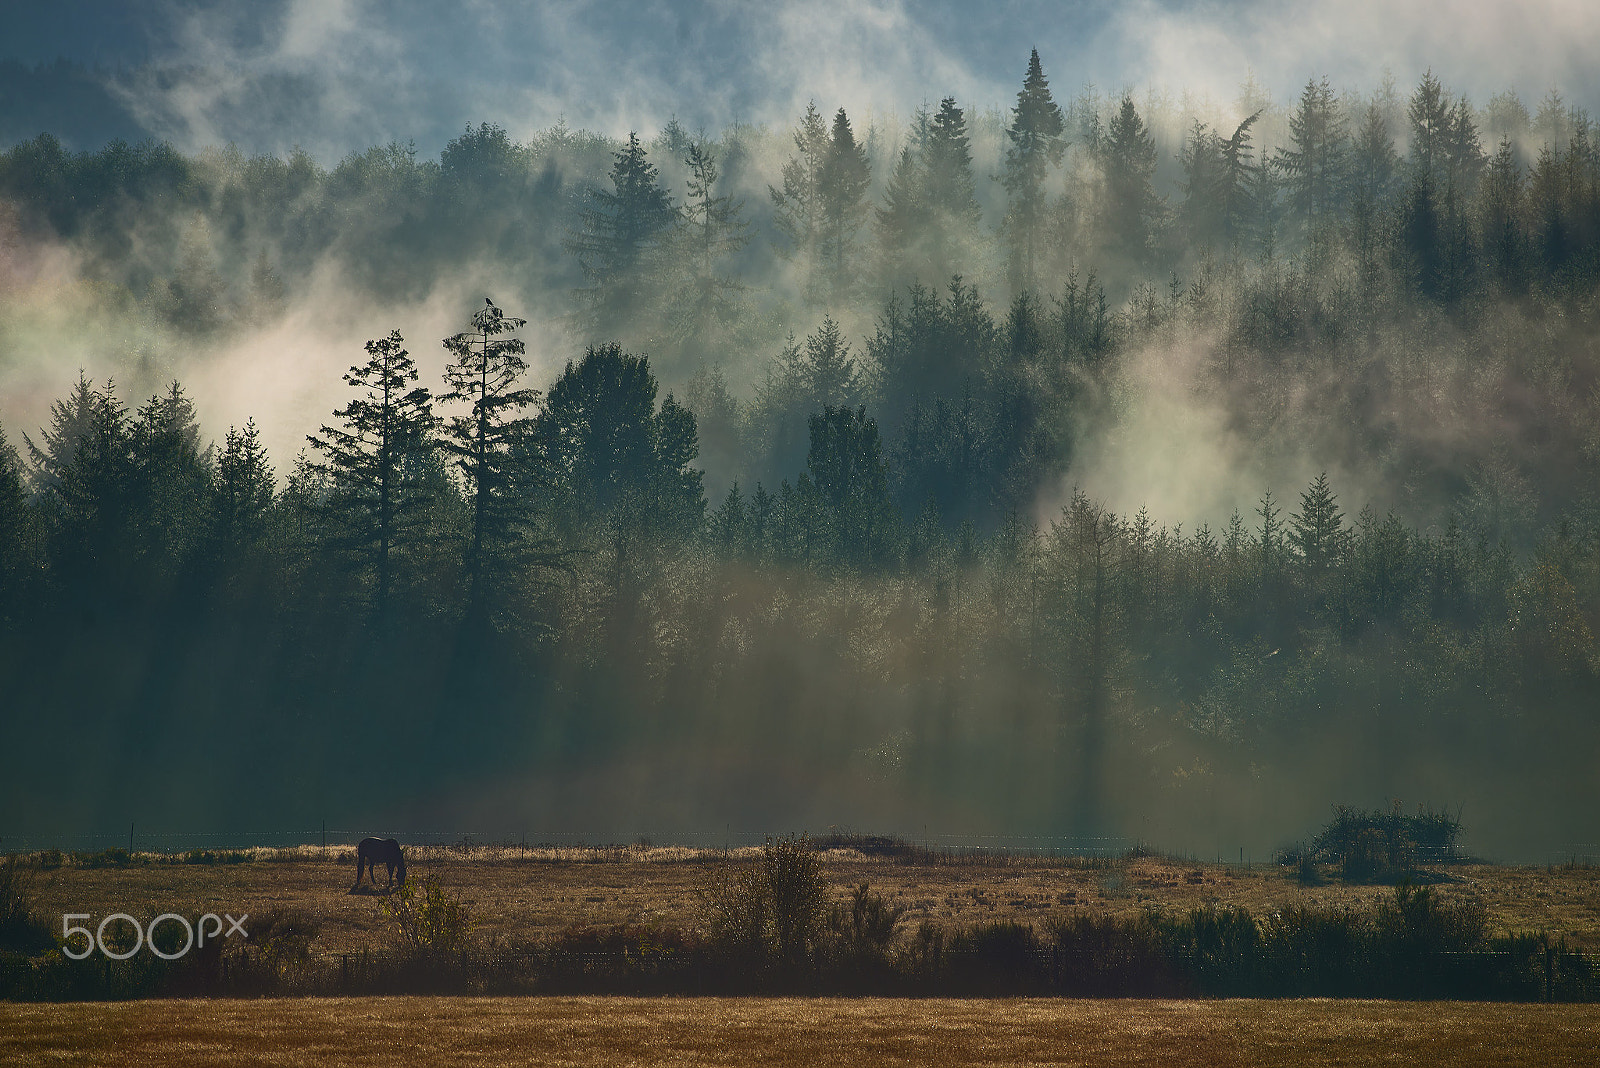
[
  {"x1": 2, "y1": 996, "x2": 1598, "y2": 1066},
  {"x1": 20, "y1": 847, "x2": 1600, "y2": 956}
]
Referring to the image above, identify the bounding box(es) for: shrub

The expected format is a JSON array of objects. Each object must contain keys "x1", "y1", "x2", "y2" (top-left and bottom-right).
[
  {"x1": 0, "y1": 856, "x2": 54, "y2": 955},
  {"x1": 953, "y1": 919, "x2": 1041, "y2": 980},
  {"x1": 703, "y1": 833, "x2": 827, "y2": 967},
  {"x1": 1047, "y1": 912, "x2": 1172, "y2": 994},
  {"x1": 381, "y1": 875, "x2": 475, "y2": 954},
  {"x1": 1160, "y1": 906, "x2": 1261, "y2": 993},
  {"x1": 181, "y1": 849, "x2": 251, "y2": 865},
  {"x1": 1310, "y1": 802, "x2": 1464, "y2": 882},
  {"x1": 77, "y1": 847, "x2": 136, "y2": 869},
  {"x1": 1376, "y1": 882, "x2": 1487, "y2": 956},
  {"x1": 827, "y1": 882, "x2": 906, "y2": 965}
]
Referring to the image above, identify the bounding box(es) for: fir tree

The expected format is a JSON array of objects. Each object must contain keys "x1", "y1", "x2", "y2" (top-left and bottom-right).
[
  {"x1": 212, "y1": 419, "x2": 275, "y2": 560},
  {"x1": 306, "y1": 330, "x2": 437, "y2": 613},
  {"x1": 1275, "y1": 77, "x2": 1349, "y2": 234},
  {"x1": 876, "y1": 142, "x2": 924, "y2": 279},
  {"x1": 1101, "y1": 94, "x2": 1160, "y2": 265},
  {"x1": 801, "y1": 315, "x2": 861, "y2": 411},
  {"x1": 440, "y1": 300, "x2": 542, "y2": 619},
  {"x1": 567, "y1": 132, "x2": 678, "y2": 333},
  {"x1": 1289, "y1": 472, "x2": 1346, "y2": 577},
  {"x1": 1407, "y1": 71, "x2": 1452, "y2": 185},
  {"x1": 770, "y1": 103, "x2": 832, "y2": 302},
  {"x1": 923, "y1": 97, "x2": 981, "y2": 277},
  {"x1": 675, "y1": 140, "x2": 751, "y2": 346},
  {"x1": 817, "y1": 108, "x2": 871, "y2": 302},
  {"x1": 24, "y1": 371, "x2": 107, "y2": 494},
  {"x1": 1001, "y1": 49, "x2": 1066, "y2": 293}
]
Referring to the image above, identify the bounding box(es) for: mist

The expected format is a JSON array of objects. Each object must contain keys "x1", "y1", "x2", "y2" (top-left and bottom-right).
[{"x1": 1, "y1": 3, "x2": 1599, "y2": 865}]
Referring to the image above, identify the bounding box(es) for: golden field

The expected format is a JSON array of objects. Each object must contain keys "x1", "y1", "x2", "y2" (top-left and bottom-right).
[
  {"x1": 3, "y1": 995, "x2": 1599, "y2": 1066},
  {"x1": 19, "y1": 843, "x2": 1600, "y2": 955}
]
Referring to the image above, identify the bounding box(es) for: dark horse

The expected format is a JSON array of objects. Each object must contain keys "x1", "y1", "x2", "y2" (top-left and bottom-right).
[{"x1": 354, "y1": 837, "x2": 406, "y2": 889}]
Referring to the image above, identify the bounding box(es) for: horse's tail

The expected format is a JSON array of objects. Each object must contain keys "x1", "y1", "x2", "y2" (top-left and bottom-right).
[{"x1": 395, "y1": 849, "x2": 406, "y2": 885}]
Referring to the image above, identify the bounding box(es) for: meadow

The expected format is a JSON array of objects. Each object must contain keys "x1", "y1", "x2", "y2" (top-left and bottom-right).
[{"x1": 21, "y1": 842, "x2": 1600, "y2": 956}]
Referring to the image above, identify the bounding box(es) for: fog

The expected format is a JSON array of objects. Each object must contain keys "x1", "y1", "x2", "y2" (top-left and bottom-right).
[{"x1": 1, "y1": 2, "x2": 1597, "y2": 864}]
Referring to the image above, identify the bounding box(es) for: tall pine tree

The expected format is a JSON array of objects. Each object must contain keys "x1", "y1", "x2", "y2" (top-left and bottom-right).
[
  {"x1": 567, "y1": 132, "x2": 677, "y2": 335},
  {"x1": 1001, "y1": 50, "x2": 1066, "y2": 294},
  {"x1": 306, "y1": 330, "x2": 437, "y2": 614}
]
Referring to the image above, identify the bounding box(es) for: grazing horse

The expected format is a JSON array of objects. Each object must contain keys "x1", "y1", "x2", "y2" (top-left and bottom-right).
[{"x1": 355, "y1": 837, "x2": 406, "y2": 889}]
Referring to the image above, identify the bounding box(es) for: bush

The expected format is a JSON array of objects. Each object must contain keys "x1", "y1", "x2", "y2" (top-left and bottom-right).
[
  {"x1": 703, "y1": 833, "x2": 827, "y2": 968},
  {"x1": 0, "y1": 856, "x2": 54, "y2": 955},
  {"x1": 77, "y1": 848, "x2": 136, "y2": 869},
  {"x1": 1047, "y1": 912, "x2": 1173, "y2": 994},
  {"x1": 1310, "y1": 802, "x2": 1463, "y2": 882},
  {"x1": 381, "y1": 876, "x2": 475, "y2": 954},
  {"x1": 827, "y1": 882, "x2": 906, "y2": 966},
  {"x1": 180, "y1": 849, "x2": 251, "y2": 865}
]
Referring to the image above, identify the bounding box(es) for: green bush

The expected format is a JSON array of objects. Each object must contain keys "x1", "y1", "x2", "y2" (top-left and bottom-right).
[
  {"x1": 381, "y1": 876, "x2": 475, "y2": 954},
  {"x1": 1310, "y1": 803, "x2": 1464, "y2": 882}
]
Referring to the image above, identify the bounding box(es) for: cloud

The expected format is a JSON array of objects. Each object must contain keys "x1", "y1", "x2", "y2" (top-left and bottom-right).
[
  {"x1": 55, "y1": 0, "x2": 1596, "y2": 164},
  {"x1": 1089, "y1": 0, "x2": 1599, "y2": 113}
]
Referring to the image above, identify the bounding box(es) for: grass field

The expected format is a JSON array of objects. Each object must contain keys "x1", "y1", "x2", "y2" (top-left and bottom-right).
[
  {"x1": 20, "y1": 843, "x2": 1600, "y2": 956},
  {"x1": 4, "y1": 995, "x2": 1599, "y2": 1066}
]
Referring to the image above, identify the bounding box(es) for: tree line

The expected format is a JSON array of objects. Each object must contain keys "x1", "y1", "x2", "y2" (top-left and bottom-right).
[{"x1": 1, "y1": 54, "x2": 1598, "y2": 847}]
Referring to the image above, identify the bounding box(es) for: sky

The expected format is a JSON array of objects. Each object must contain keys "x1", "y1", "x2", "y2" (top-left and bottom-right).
[{"x1": 2, "y1": 0, "x2": 1596, "y2": 161}]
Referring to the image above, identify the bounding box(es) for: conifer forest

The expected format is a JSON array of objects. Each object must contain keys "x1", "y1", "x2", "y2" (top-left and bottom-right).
[{"x1": 2, "y1": 34, "x2": 1599, "y2": 862}]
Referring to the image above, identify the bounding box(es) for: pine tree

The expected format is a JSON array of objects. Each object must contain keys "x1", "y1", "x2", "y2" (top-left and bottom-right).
[
  {"x1": 770, "y1": 103, "x2": 832, "y2": 303},
  {"x1": 535, "y1": 343, "x2": 704, "y2": 537},
  {"x1": 306, "y1": 330, "x2": 437, "y2": 613},
  {"x1": 1275, "y1": 77, "x2": 1349, "y2": 234},
  {"x1": 1479, "y1": 138, "x2": 1526, "y2": 291},
  {"x1": 818, "y1": 108, "x2": 871, "y2": 302},
  {"x1": 24, "y1": 371, "x2": 107, "y2": 494},
  {"x1": 212, "y1": 419, "x2": 275, "y2": 560},
  {"x1": 876, "y1": 142, "x2": 925, "y2": 279},
  {"x1": 440, "y1": 300, "x2": 542, "y2": 618},
  {"x1": 1407, "y1": 71, "x2": 1452, "y2": 185},
  {"x1": 47, "y1": 381, "x2": 137, "y2": 608},
  {"x1": 1001, "y1": 49, "x2": 1066, "y2": 293},
  {"x1": 1445, "y1": 94, "x2": 1487, "y2": 195},
  {"x1": 0, "y1": 420, "x2": 35, "y2": 619},
  {"x1": 806, "y1": 405, "x2": 897, "y2": 567},
  {"x1": 1218, "y1": 110, "x2": 1264, "y2": 248},
  {"x1": 675, "y1": 140, "x2": 751, "y2": 346},
  {"x1": 566, "y1": 132, "x2": 678, "y2": 333},
  {"x1": 1350, "y1": 102, "x2": 1400, "y2": 208},
  {"x1": 129, "y1": 381, "x2": 211, "y2": 580},
  {"x1": 1178, "y1": 118, "x2": 1223, "y2": 248},
  {"x1": 923, "y1": 96, "x2": 981, "y2": 277},
  {"x1": 1101, "y1": 94, "x2": 1161, "y2": 265},
  {"x1": 801, "y1": 315, "x2": 860, "y2": 411},
  {"x1": 1289, "y1": 472, "x2": 1346, "y2": 577}
]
